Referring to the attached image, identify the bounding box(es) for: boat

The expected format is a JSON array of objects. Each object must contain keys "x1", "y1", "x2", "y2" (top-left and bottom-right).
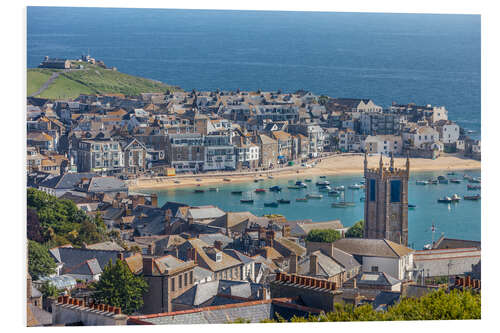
[
  {"x1": 447, "y1": 171, "x2": 457, "y2": 176},
  {"x1": 296, "y1": 197, "x2": 308, "y2": 202},
  {"x1": 470, "y1": 177, "x2": 481, "y2": 184},
  {"x1": 319, "y1": 176, "x2": 327, "y2": 179},
  {"x1": 319, "y1": 185, "x2": 332, "y2": 192},
  {"x1": 254, "y1": 179, "x2": 259, "y2": 183},
  {"x1": 416, "y1": 180, "x2": 429, "y2": 185},
  {"x1": 428, "y1": 179, "x2": 438, "y2": 185},
  {"x1": 316, "y1": 180, "x2": 330, "y2": 186},
  {"x1": 174, "y1": 180, "x2": 181, "y2": 184},
  {"x1": 240, "y1": 199, "x2": 254, "y2": 204},
  {"x1": 305, "y1": 179, "x2": 312, "y2": 182},
  {"x1": 467, "y1": 184, "x2": 481, "y2": 190},
  {"x1": 464, "y1": 194, "x2": 481, "y2": 201},
  {"x1": 360, "y1": 197, "x2": 365, "y2": 202},
  {"x1": 408, "y1": 204, "x2": 417, "y2": 209},
  {"x1": 209, "y1": 188, "x2": 219, "y2": 192},
  {"x1": 437, "y1": 196, "x2": 453, "y2": 203},
  {"x1": 223, "y1": 178, "x2": 231, "y2": 182},
  {"x1": 331, "y1": 201, "x2": 356, "y2": 208},
  {"x1": 231, "y1": 191, "x2": 243, "y2": 195},
  {"x1": 449, "y1": 179, "x2": 461, "y2": 184},
  {"x1": 268, "y1": 175, "x2": 274, "y2": 179},
  {"x1": 306, "y1": 194, "x2": 323, "y2": 199},
  {"x1": 194, "y1": 189, "x2": 205, "y2": 193},
  {"x1": 295, "y1": 181, "x2": 307, "y2": 188},
  {"x1": 255, "y1": 189, "x2": 266, "y2": 193},
  {"x1": 360, "y1": 180, "x2": 365, "y2": 185},
  {"x1": 348, "y1": 183, "x2": 364, "y2": 189},
  {"x1": 269, "y1": 185, "x2": 282, "y2": 192},
  {"x1": 438, "y1": 176, "x2": 449, "y2": 184},
  {"x1": 333, "y1": 186, "x2": 345, "y2": 191},
  {"x1": 451, "y1": 194, "x2": 461, "y2": 202},
  {"x1": 328, "y1": 190, "x2": 341, "y2": 197},
  {"x1": 278, "y1": 199, "x2": 291, "y2": 204},
  {"x1": 264, "y1": 202, "x2": 279, "y2": 207},
  {"x1": 463, "y1": 174, "x2": 472, "y2": 180}
]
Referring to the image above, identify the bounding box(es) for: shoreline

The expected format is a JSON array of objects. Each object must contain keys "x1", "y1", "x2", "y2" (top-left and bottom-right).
[{"x1": 128, "y1": 154, "x2": 481, "y2": 191}]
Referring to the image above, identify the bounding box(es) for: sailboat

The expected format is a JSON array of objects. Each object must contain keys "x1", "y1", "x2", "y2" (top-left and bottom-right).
[{"x1": 331, "y1": 190, "x2": 356, "y2": 208}]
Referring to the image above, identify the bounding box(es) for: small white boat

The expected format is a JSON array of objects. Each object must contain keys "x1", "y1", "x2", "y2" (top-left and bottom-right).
[
  {"x1": 319, "y1": 185, "x2": 332, "y2": 192},
  {"x1": 416, "y1": 180, "x2": 429, "y2": 185},
  {"x1": 349, "y1": 183, "x2": 364, "y2": 189},
  {"x1": 333, "y1": 186, "x2": 345, "y2": 191},
  {"x1": 451, "y1": 194, "x2": 461, "y2": 202},
  {"x1": 306, "y1": 194, "x2": 323, "y2": 199},
  {"x1": 316, "y1": 180, "x2": 330, "y2": 186}
]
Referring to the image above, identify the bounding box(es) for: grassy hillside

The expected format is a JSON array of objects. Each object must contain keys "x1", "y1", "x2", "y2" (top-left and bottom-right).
[{"x1": 27, "y1": 63, "x2": 180, "y2": 99}]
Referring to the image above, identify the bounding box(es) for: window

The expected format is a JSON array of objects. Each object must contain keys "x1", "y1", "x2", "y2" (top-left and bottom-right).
[
  {"x1": 390, "y1": 180, "x2": 402, "y2": 203},
  {"x1": 190, "y1": 271, "x2": 193, "y2": 284},
  {"x1": 369, "y1": 179, "x2": 376, "y2": 201},
  {"x1": 179, "y1": 275, "x2": 182, "y2": 288},
  {"x1": 184, "y1": 273, "x2": 188, "y2": 287},
  {"x1": 171, "y1": 278, "x2": 175, "y2": 291},
  {"x1": 371, "y1": 266, "x2": 379, "y2": 272}
]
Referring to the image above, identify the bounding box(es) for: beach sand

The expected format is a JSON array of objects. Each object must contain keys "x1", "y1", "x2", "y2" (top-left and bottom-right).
[{"x1": 128, "y1": 154, "x2": 480, "y2": 190}]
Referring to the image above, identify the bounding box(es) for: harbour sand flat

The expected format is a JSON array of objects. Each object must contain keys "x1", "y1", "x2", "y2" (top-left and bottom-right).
[{"x1": 128, "y1": 154, "x2": 480, "y2": 190}]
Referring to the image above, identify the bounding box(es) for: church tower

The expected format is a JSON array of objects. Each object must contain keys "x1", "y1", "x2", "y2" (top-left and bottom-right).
[{"x1": 363, "y1": 152, "x2": 410, "y2": 246}]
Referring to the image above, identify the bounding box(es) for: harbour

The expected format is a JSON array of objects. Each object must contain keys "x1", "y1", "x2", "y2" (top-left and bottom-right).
[{"x1": 136, "y1": 169, "x2": 481, "y2": 249}]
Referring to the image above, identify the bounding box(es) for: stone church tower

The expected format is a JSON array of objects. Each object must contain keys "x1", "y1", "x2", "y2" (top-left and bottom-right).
[{"x1": 363, "y1": 153, "x2": 410, "y2": 246}]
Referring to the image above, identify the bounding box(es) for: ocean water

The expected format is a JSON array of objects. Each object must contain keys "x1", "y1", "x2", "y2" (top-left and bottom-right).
[
  {"x1": 27, "y1": 7, "x2": 481, "y2": 137},
  {"x1": 136, "y1": 170, "x2": 481, "y2": 249}
]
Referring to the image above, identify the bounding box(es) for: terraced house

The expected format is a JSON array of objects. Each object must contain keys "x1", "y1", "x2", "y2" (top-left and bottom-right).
[{"x1": 77, "y1": 138, "x2": 124, "y2": 172}]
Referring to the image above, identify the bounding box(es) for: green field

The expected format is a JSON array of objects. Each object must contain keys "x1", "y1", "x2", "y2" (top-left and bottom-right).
[{"x1": 27, "y1": 63, "x2": 180, "y2": 99}]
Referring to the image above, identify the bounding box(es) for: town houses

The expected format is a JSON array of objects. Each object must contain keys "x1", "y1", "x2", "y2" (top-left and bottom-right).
[{"x1": 26, "y1": 87, "x2": 481, "y2": 326}]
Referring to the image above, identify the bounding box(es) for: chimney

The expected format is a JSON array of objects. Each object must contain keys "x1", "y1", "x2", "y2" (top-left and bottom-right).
[
  {"x1": 261, "y1": 288, "x2": 267, "y2": 300},
  {"x1": 117, "y1": 252, "x2": 124, "y2": 261},
  {"x1": 143, "y1": 257, "x2": 154, "y2": 276},
  {"x1": 214, "y1": 240, "x2": 222, "y2": 251},
  {"x1": 151, "y1": 194, "x2": 158, "y2": 207},
  {"x1": 148, "y1": 243, "x2": 154, "y2": 255},
  {"x1": 353, "y1": 278, "x2": 357, "y2": 289},
  {"x1": 187, "y1": 248, "x2": 198, "y2": 264},
  {"x1": 289, "y1": 254, "x2": 298, "y2": 274},
  {"x1": 310, "y1": 254, "x2": 318, "y2": 276}
]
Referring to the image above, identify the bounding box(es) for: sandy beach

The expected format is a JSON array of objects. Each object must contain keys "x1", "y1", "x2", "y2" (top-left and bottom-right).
[{"x1": 128, "y1": 154, "x2": 481, "y2": 191}]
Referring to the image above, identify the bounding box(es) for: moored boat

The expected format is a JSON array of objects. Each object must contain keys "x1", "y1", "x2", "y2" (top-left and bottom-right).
[
  {"x1": 408, "y1": 204, "x2": 417, "y2": 209},
  {"x1": 306, "y1": 194, "x2": 323, "y2": 199},
  {"x1": 328, "y1": 190, "x2": 341, "y2": 197},
  {"x1": 348, "y1": 183, "x2": 364, "y2": 189},
  {"x1": 451, "y1": 194, "x2": 461, "y2": 202},
  {"x1": 296, "y1": 197, "x2": 308, "y2": 202},
  {"x1": 231, "y1": 191, "x2": 243, "y2": 195},
  {"x1": 467, "y1": 184, "x2": 481, "y2": 190},
  {"x1": 416, "y1": 180, "x2": 429, "y2": 185},
  {"x1": 295, "y1": 181, "x2": 307, "y2": 188},
  {"x1": 269, "y1": 185, "x2": 282, "y2": 192},
  {"x1": 264, "y1": 202, "x2": 279, "y2": 207},
  {"x1": 223, "y1": 178, "x2": 231, "y2": 182},
  {"x1": 305, "y1": 179, "x2": 312, "y2": 182},
  {"x1": 319, "y1": 185, "x2": 332, "y2": 192},
  {"x1": 209, "y1": 187, "x2": 219, "y2": 192},
  {"x1": 437, "y1": 196, "x2": 453, "y2": 203},
  {"x1": 240, "y1": 199, "x2": 254, "y2": 204},
  {"x1": 470, "y1": 177, "x2": 481, "y2": 184},
  {"x1": 255, "y1": 188, "x2": 266, "y2": 193},
  {"x1": 360, "y1": 197, "x2": 365, "y2": 202},
  {"x1": 319, "y1": 176, "x2": 327, "y2": 179},
  {"x1": 449, "y1": 179, "x2": 461, "y2": 184},
  {"x1": 438, "y1": 176, "x2": 449, "y2": 184},
  {"x1": 194, "y1": 189, "x2": 205, "y2": 193},
  {"x1": 331, "y1": 201, "x2": 356, "y2": 208},
  {"x1": 333, "y1": 186, "x2": 345, "y2": 191},
  {"x1": 287, "y1": 185, "x2": 302, "y2": 189},
  {"x1": 278, "y1": 199, "x2": 291, "y2": 204},
  {"x1": 464, "y1": 194, "x2": 481, "y2": 200},
  {"x1": 316, "y1": 180, "x2": 330, "y2": 186}
]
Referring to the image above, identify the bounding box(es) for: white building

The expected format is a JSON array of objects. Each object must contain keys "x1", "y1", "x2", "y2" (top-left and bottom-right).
[
  {"x1": 402, "y1": 126, "x2": 439, "y2": 149},
  {"x1": 435, "y1": 121, "x2": 460, "y2": 144},
  {"x1": 364, "y1": 135, "x2": 403, "y2": 155},
  {"x1": 334, "y1": 238, "x2": 414, "y2": 281}
]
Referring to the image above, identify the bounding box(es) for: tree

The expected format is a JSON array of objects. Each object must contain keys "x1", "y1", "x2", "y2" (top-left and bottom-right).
[
  {"x1": 257, "y1": 289, "x2": 480, "y2": 322},
  {"x1": 28, "y1": 240, "x2": 56, "y2": 280},
  {"x1": 40, "y1": 280, "x2": 60, "y2": 298},
  {"x1": 92, "y1": 259, "x2": 148, "y2": 315},
  {"x1": 27, "y1": 208, "x2": 45, "y2": 243},
  {"x1": 306, "y1": 229, "x2": 341, "y2": 243},
  {"x1": 318, "y1": 95, "x2": 329, "y2": 106},
  {"x1": 346, "y1": 220, "x2": 364, "y2": 238}
]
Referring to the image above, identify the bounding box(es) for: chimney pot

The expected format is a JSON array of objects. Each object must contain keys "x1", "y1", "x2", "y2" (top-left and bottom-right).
[
  {"x1": 63, "y1": 295, "x2": 69, "y2": 304},
  {"x1": 58, "y1": 296, "x2": 63, "y2": 303},
  {"x1": 114, "y1": 308, "x2": 121, "y2": 315}
]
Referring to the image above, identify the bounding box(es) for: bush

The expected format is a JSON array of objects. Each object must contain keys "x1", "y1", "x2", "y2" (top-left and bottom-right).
[
  {"x1": 346, "y1": 220, "x2": 364, "y2": 238},
  {"x1": 306, "y1": 229, "x2": 341, "y2": 243}
]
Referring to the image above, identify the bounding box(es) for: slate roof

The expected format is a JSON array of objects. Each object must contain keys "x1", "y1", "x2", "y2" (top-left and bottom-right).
[
  {"x1": 38, "y1": 172, "x2": 98, "y2": 189},
  {"x1": 160, "y1": 201, "x2": 189, "y2": 216},
  {"x1": 356, "y1": 272, "x2": 401, "y2": 287},
  {"x1": 224, "y1": 249, "x2": 255, "y2": 265},
  {"x1": 330, "y1": 247, "x2": 361, "y2": 271},
  {"x1": 298, "y1": 251, "x2": 344, "y2": 278},
  {"x1": 198, "y1": 233, "x2": 233, "y2": 249},
  {"x1": 85, "y1": 241, "x2": 124, "y2": 251},
  {"x1": 273, "y1": 237, "x2": 306, "y2": 257},
  {"x1": 373, "y1": 291, "x2": 401, "y2": 311},
  {"x1": 289, "y1": 220, "x2": 343, "y2": 237},
  {"x1": 432, "y1": 237, "x2": 481, "y2": 250},
  {"x1": 87, "y1": 176, "x2": 128, "y2": 193},
  {"x1": 187, "y1": 206, "x2": 225, "y2": 220},
  {"x1": 193, "y1": 266, "x2": 214, "y2": 282},
  {"x1": 27, "y1": 303, "x2": 52, "y2": 327},
  {"x1": 124, "y1": 253, "x2": 143, "y2": 274},
  {"x1": 49, "y1": 246, "x2": 131, "y2": 277},
  {"x1": 180, "y1": 238, "x2": 242, "y2": 272},
  {"x1": 333, "y1": 238, "x2": 414, "y2": 258}
]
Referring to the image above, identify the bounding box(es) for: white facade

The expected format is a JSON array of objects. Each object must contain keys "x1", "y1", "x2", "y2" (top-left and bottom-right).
[
  {"x1": 364, "y1": 135, "x2": 403, "y2": 155},
  {"x1": 431, "y1": 106, "x2": 448, "y2": 123},
  {"x1": 439, "y1": 123, "x2": 460, "y2": 144},
  {"x1": 403, "y1": 126, "x2": 439, "y2": 148},
  {"x1": 362, "y1": 253, "x2": 414, "y2": 281}
]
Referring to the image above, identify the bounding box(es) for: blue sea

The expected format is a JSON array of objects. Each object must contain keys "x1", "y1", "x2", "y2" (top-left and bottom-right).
[{"x1": 27, "y1": 7, "x2": 481, "y2": 137}]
